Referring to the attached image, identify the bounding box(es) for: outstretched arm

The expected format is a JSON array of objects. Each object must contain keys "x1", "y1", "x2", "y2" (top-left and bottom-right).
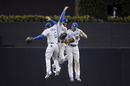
[
  {"x1": 33, "y1": 34, "x2": 44, "y2": 40},
  {"x1": 46, "y1": 16, "x2": 57, "y2": 25},
  {"x1": 59, "y1": 6, "x2": 69, "y2": 23},
  {"x1": 25, "y1": 34, "x2": 44, "y2": 44}
]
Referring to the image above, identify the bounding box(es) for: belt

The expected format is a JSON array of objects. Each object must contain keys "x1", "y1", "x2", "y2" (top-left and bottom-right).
[{"x1": 68, "y1": 44, "x2": 77, "y2": 47}]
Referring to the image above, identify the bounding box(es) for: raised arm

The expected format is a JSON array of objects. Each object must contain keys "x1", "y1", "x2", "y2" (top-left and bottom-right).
[
  {"x1": 46, "y1": 16, "x2": 57, "y2": 25},
  {"x1": 80, "y1": 30, "x2": 88, "y2": 39},
  {"x1": 59, "y1": 6, "x2": 69, "y2": 23}
]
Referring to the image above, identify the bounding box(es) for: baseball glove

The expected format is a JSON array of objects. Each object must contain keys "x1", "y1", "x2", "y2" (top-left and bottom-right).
[
  {"x1": 60, "y1": 32, "x2": 67, "y2": 40},
  {"x1": 25, "y1": 37, "x2": 34, "y2": 44}
]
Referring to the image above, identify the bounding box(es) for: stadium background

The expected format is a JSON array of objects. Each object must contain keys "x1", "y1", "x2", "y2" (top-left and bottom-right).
[{"x1": 0, "y1": 0, "x2": 130, "y2": 86}]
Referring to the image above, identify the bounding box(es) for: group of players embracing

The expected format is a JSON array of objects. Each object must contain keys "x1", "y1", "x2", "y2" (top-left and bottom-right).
[{"x1": 26, "y1": 6, "x2": 87, "y2": 82}]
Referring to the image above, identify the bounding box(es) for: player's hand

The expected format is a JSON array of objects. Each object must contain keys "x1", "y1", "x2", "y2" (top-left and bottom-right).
[
  {"x1": 64, "y1": 6, "x2": 69, "y2": 11},
  {"x1": 46, "y1": 16, "x2": 51, "y2": 21}
]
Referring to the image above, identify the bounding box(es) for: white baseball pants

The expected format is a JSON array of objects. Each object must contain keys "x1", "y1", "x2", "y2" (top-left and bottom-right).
[
  {"x1": 66, "y1": 45, "x2": 80, "y2": 78},
  {"x1": 58, "y1": 42, "x2": 66, "y2": 64},
  {"x1": 45, "y1": 43, "x2": 60, "y2": 74}
]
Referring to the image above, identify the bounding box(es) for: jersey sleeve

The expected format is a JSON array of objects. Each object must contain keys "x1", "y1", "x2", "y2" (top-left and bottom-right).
[
  {"x1": 42, "y1": 29, "x2": 49, "y2": 36},
  {"x1": 78, "y1": 29, "x2": 83, "y2": 37}
]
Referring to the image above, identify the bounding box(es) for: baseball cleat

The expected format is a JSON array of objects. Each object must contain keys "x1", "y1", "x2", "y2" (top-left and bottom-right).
[
  {"x1": 70, "y1": 77, "x2": 74, "y2": 82},
  {"x1": 55, "y1": 71, "x2": 60, "y2": 76},
  {"x1": 75, "y1": 77, "x2": 81, "y2": 82},
  {"x1": 45, "y1": 72, "x2": 52, "y2": 79}
]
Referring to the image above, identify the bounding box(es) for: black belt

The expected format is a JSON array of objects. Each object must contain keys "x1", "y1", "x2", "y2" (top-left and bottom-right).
[{"x1": 68, "y1": 44, "x2": 77, "y2": 47}]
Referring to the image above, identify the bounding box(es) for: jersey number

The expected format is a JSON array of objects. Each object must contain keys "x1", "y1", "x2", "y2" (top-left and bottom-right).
[
  {"x1": 54, "y1": 32, "x2": 57, "y2": 38},
  {"x1": 75, "y1": 36, "x2": 79, "y2": 40}
]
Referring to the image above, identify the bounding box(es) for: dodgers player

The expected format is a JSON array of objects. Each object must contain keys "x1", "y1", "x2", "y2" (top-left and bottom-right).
[
  {"x1": 32, "y1": 23, "x2": 60, "y2": 79},
  {"x1": 65, "y1": 23, "x2": 87, "y2": 82},
  {"x1": 46, "y1": 6, "x2": 68, "y2": 65}
]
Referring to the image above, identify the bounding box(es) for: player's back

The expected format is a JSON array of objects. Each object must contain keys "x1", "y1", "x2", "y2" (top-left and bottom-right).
[{"x1": 42, "y1": 25, "x2": 58, "y2": 44}]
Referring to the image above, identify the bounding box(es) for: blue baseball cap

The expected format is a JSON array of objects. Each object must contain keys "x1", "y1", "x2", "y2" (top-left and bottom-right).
[
  {"x1": 63, "y1": 18, "x2": 68, "y2": 23},
  {"x1": 71, "y1": 23, "x2": 78, "y2": 28},
  {"x1": 45, "y1": 23, "x2": 51, "y2": 28}
]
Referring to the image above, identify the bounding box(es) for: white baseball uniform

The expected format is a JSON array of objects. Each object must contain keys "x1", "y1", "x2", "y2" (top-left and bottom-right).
[
  {"x1": 66, "y1": 28, "x2": 83, "y2": 78},
  {"x1": 57, "y1": 22, "x2": 67, "y2": 64},
  {"x1": 42, "y1": 25, "x2": 60, "y2": 74}
]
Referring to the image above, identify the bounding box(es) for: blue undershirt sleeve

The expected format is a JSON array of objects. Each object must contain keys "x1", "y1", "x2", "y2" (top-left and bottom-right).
[
  {"x1": 50, "y1": 19, "x2": 57, "y2": 24},
  {"x1": 59, "y1": 11, "x2": 65, "y2": 23},
  {"x1": 33, "y1": 34, "x2": 44, "y2": 40}
]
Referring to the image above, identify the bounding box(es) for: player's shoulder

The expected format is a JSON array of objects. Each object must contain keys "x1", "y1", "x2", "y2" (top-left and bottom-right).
[
  {"x1": 42, "y1": 28, "x2": 49, "y2": 35},
  {"x1": 66, "y1": 29, "x2": 72, "y2": 32},
  {"x1": 77, "y1": 28, "x2": 81, "y2": 31},
  {"x1": 51, "y1": 24, "x2": 57, "y2": 28},
  {"x1": 43, "y1": 28, "x2": 49, "y2": 33},
  {"x1": 66, "y1": 29, "x2": 73, "y2": 35},
  {"x1": 50, "y1": 25, "x2": 57, "y2": 31},
  {"x1": 45, "y1": 28, "x2": 50, "y2": 31}
]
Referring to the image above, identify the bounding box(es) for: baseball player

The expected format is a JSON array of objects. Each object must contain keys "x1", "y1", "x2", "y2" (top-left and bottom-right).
[
  {"x1": 65, "y1": 22, "x2": 87, "y2": 82},
  {"x1": 46, "y1": 6, "x2": 69, "y2": 72},
  {"x1": 25, "y1": 23, "x2": 60, "y2": 79}
]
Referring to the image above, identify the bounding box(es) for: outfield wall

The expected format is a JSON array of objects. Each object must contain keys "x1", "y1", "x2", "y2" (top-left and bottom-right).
[
  {"x1": 0, "y1": 22, "x2": 130, "y2": 48},
  {"x1": 0, "y1": 48, "x2": 130, "y2": 86}
]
